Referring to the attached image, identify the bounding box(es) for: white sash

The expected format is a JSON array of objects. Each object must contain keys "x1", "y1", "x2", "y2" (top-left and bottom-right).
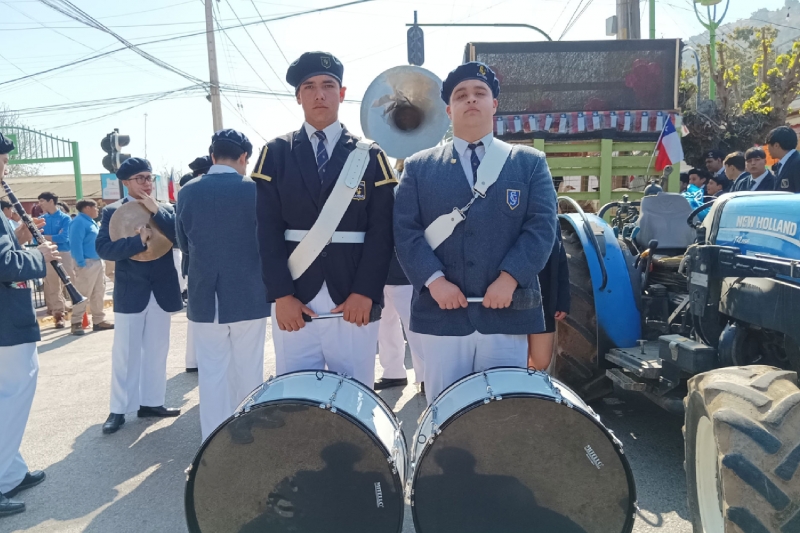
[
  {"x1": 424, "y1": 138, "x2": 513, "y2": 250},
  {"x1": 287, "y1": 141, "x2": 372, "y2": 280}
]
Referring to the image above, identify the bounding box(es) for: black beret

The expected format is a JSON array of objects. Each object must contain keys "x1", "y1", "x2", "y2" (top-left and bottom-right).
[
  {"x1": 286, "y1": 51, "x2": 343, "y2": 92},
  {"x1": 188, "y1": 155, "x2": 212, "y2": 175},
  {"x1": 0, "y1": 132, "x2": 15, "y2": 155},
  {"x1": 441, "y1": 62, "x2": 501, "y2": 104},
  {"x1": 211, "y1": 129, "x2": 253, "y2": 158},
  {"x1": 116, "y1": 157, "x2": 152, "y2": 180},
  {"x1": 179, "y1": 172, "x2": 196, "y2": 188},
  {"x1": 705, "y1": 149, "x2": 725, "y2": 160}
]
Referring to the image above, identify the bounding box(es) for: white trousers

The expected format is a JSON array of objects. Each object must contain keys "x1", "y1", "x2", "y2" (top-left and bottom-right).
[
  {"x1": 0, "y1": 343, "x2": 38, "y2": 493},
  {"x1": 272, "y1": 284, "x2": 379, "y2": 388},
  {"x1": 193, "y1": 317, "x2": 267, "y2": 441},
  {"x1": 185, "y1": 320, "x2": 198, "y2": 369},
  {"x1": 110, "y1": 293, "x2": 172, "y2": 414},
  {"x1": 172, "y1": 249, "x2": 187, "y2": 293},
  {"x1": 419, "y1": 332, "x2": 527, "y2": 405},
  {"x1": 377, "y1": 285, "x2": 425, "y2": 382}
]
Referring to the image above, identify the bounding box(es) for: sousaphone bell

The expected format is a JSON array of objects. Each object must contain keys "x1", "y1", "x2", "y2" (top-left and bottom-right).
[{"x1": 360, "y1": 65, "x2": 450, "y2": 159}]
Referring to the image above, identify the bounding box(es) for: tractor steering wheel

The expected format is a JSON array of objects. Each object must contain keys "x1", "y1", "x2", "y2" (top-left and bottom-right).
[{"x1": 686, "y1": 200, "x2": 718, "y2": 229}]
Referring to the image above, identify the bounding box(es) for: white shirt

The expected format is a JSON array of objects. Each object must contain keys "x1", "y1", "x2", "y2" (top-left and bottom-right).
[
  {"x1": 303, "y1": 120, "x2": 343, "y2": 159},
  {"x1": 453, "y1": 132, "x2": 494, "y2": 188},
  {"x1": 750, "y1": 170, "x2": 770, "y2": 191},
  {"x1": 777, "y1": 149, "x2": 796, "y2": 176},
  {"x1": 206, "y1": 164, "x2": 238, "y2": 175},
  {"x1": 424, "y1": 131, "x2": 495, "y2": 288}
]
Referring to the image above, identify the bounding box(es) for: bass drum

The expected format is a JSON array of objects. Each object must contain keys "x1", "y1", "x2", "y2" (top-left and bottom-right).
[
  {"x1": 185, "y1": 371, "x2": 407, "y2": 533},
  {"x1": 409, "y1": 368, "x2": 636, "y2": 533}
]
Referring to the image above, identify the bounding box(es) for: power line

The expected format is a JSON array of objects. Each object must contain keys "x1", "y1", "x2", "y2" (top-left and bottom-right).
[{"x1": 249, "y1": 0, "x2": 290, "y2": 64}]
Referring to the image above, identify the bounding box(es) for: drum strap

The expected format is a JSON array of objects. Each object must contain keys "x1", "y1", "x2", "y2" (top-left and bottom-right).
[
  {"x1": 424, "y1": 138, "x2": 513, "y2": 251},
  {"x1": 287, "y1": 140, "x2": 373, "y2": 280}
]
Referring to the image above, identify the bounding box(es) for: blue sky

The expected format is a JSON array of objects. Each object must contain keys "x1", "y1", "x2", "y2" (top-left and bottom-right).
[{"x1": 0, "y1": 0, "x2": 790, "y2": 176}]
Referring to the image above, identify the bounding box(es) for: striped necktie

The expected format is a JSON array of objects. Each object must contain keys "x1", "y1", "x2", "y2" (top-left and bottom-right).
[
  {"x1": 468, "y1": 142, "x2": 483, "y2": 186},
  {"x1": 314, "y1": 130, "x2": 328, "y2": 180}
]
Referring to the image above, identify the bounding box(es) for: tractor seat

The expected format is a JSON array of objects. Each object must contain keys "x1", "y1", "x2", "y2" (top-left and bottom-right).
[{"x1": 635, "y1": 193, "x2": 696, "y2": 251}]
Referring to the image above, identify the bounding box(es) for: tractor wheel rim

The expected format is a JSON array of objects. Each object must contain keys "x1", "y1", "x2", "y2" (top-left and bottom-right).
[{"x1": 696, "y1": 415, "x2": 724, "y2": 533}]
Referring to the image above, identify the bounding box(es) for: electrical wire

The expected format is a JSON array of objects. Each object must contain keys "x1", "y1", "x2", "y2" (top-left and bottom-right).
[{"x1": 248, "y1": 0, "x2": 290, "y2": 64}]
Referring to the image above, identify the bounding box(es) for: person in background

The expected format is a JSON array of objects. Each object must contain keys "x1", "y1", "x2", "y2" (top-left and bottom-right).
[
  {"x1": 704, "y1": 149, "x2": 726, "y2": 179},
  {"x1": 706, "y1": 174, "x2": 731, "y2": 197},
  {"x1": 679, "y1": 172, "x2": 689, "y2": 194},
  {"x1": 765, "y1": 126, "x2": 800, "y2": 193},
  {"x1": 723, "y1": 152, "x2": 749, "y2": 191},
  {"x1": 1, "y1": 201, "x2": 17, "y2": 230},
  {"x1": 688, "y1": 168, "x2": 710, "y2": 196},
  {"x1": 37, "y1": 191, "x2": 74, "y2": 329},
  {"x1": 68, "y1": 199, "x2": 114, "y2": 336},
  {"x1": 527, "y1": 233, "x2": 570, "y2": 372},
  {"x1": 57, "y1": 202, "x2": 70, "y2": 215},
  {"x1": 735, "y1": 147, "x2": 776, "y2": 192}
]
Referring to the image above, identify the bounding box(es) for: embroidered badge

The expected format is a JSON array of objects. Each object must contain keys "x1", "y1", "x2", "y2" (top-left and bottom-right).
[
  {"x1": 353, "y1": 181, "x2": 366, "y2": 201},
  {"x1": 321, "y1": 56, "x2": 331, "y2": 69},
  {"x1": 478, "y1": 65, "x2": 486, "y2": 76},
  {"x1": 782, "y1": 179, "x2": 790, "y2": 189},
  {"x1": 507, "y1": 189, "x2": 520, "y2": 210}
]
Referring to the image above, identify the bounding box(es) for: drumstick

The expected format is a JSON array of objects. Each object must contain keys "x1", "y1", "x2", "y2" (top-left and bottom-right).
[
  {"x1": 466, "y1": 288, "x2": 540, "y2": 310},
  {"x1": 302, "y1": 304, "x2": 383, "y2": 323}
]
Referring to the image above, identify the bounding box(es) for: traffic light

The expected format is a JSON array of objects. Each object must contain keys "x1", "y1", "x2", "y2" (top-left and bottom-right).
[
  {"x1": 407, "y1": 11, "x2": 424, "y2": 66},
  {"x1": 100, "y1": 129, "x2": 131, "y2": 173}
]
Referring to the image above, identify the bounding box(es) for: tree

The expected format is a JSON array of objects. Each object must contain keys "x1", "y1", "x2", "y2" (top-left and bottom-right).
[{"x1": 0, "y1": 104, "x2": 43, "y2": 178}]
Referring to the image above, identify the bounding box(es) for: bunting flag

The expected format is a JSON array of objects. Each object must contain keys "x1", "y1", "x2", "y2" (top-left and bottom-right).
[{"x1": 492, "y1": 110, "x2": 682, "y2": 136}]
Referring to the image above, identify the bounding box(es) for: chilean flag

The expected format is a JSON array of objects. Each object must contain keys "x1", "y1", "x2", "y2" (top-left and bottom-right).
[{"x1": 655, "y1": 116, "x2": 684, "y2": 171}]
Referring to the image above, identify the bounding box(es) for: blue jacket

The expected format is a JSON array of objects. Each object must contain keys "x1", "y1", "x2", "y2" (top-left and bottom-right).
[
  {"x1": 95, "y1": 198, "x2": 182, "y2": 314},
  {"x1": 40, "y1": 209, "x2": 71, "y2": 252},
  {"x1": 176, "y1": 169, "x2": 270, "y2": 323},
  {"x1": 0, "y1": 212, "x2": 47, "y2": 346},
  {"x1": 394, "y1": 141, "x2": 557, "y2": 336},
  {"x1": 69, "y1": 213, "x2": 100, "y2": 267}
]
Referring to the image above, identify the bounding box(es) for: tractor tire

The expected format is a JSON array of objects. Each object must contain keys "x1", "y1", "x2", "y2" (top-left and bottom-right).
[{"x1": 684, "y1": 366, "x2": 800, "y2": 533}]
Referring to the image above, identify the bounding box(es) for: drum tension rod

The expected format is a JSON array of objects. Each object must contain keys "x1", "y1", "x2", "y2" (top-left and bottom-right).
[{"x1": 482, "y1": 372, "x2": 502, "y2": 403}]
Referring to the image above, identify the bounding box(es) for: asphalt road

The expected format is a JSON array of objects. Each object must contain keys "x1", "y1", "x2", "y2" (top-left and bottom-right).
[{"x1": 2, "y1": 312, "x2": 692, "y2": 533}]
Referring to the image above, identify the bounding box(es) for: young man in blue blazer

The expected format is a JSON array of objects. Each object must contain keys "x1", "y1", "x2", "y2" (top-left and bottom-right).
[
  {"x1": 95, "y1": 157, "x2": 183, "y2": 434},
  {"x1": 177, "y1": 130, "x2": 270, "y2": 441},
  {"x1": 394, "y1": 62, "x2": 558, "y2": 404}
]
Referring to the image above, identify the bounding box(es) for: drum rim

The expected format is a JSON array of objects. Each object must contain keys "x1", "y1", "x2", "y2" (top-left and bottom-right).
[
  {"x1": 185, "y1": 398, "x2": 407, "y2": 533},
  {"x1": 410, "y1": 392, "x2": 637, "y2": 533},
  {"x1": 425, "y1": 366, "x2": 552, "y2": 405}
]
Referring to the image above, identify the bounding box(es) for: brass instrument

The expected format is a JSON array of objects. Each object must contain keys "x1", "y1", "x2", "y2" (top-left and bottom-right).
[{"x1": 108, "y1": 200, "x2": 172, "y2": 261}]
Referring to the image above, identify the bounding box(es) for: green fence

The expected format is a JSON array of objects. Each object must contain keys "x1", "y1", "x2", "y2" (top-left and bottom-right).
[{"x1": 4, "y1": 126, "x2": 83, "y2": 200}]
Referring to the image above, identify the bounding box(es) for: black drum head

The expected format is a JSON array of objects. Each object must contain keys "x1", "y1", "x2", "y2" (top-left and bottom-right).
[
  {"x1": 186, "y1": 402, "x2": 403, "y2": 533},
  {"x1": 412, "y1": 396, "x2": 635, "y2": 533}
]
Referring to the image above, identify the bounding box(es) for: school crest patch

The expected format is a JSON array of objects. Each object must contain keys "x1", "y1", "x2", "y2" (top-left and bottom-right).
[
  {"x1": 507, "y1": 189, "x2": 520, "y2": 210},
  {"x1": 782, "y1": 178, "x2": 790, "y2": 189},
  {"x1": 321, "y1": 56, "x2": 331, "y2": 69},
  {"x1": 353, "y1": 181, "x2": 366, "y2": 201}
]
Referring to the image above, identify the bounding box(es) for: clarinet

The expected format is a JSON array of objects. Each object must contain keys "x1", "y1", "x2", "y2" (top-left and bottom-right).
[{"x1": 2, "y1": 180, "x2": 86, "y2": 304}]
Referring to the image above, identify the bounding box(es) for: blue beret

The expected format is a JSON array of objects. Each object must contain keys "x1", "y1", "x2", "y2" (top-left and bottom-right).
[
  {"x1": 211, "y1": 129, "x2": 253, "y2": 158},
  {"x1": 286, "y1": 51, "x2": 343, "y2": 92},
  {"x1": 0, "y1": 132, "x2": 15, "y2": 155},
  {"x1": 441, "y1": 62, "x2": 500, "y2": 104},
  {"x1": 116, "y1": 157, "x2": 152, "y2": 180},
  {"x1": 188, "y1": 155, "x2": 212, "y2": 175}
]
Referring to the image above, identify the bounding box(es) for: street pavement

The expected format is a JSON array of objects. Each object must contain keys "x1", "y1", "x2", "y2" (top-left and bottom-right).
[{"x1": 3, "y1": 311, "x2": 692, "y2": 533}]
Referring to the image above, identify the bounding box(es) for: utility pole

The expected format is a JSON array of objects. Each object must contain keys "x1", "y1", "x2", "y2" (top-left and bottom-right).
[
  {"x1": 616, "y1": 0, "x2": 641, "y2": 40},
  {"x1": 205, "y1": 0, "x2": 224, "y2": 131},
  {"x1": 649, "y1": 0, "x2": 656, "y2": 39}
]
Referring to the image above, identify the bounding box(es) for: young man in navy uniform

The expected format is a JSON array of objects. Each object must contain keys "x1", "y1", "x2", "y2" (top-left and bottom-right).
[
  {"x1": 394, "y1": 62, "x2": 557, "y2": 404},
  {"x1": 0, "y1": 133, "x2": 54, "y2": 516},
  {"x1": 252, "y1": 51, "x2": 396, "y2": 387},
  {"x1": 96, "y1": 158, "x2": 183, "y2": 434},
  {"x1": 177, "y1": 129, "x2": 270, "y2": 441},
  {"x1": 766, "y1": 126, "x2": 800, "y2": 193}
]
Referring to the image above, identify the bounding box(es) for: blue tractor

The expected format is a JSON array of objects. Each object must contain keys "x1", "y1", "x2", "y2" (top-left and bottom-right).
[{"x1": 554, "y1": 189, "x2": 800, "y2": 533}]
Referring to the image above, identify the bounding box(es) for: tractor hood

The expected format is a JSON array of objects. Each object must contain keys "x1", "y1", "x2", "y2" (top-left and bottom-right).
[{"x1": 709, "y1": 192, "x2": 800, "y2": 260}]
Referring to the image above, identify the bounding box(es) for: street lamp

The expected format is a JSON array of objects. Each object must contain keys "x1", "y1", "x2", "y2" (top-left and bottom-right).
[{"x1": 693, "y1": 0, "x2": 730, "y2": 101}]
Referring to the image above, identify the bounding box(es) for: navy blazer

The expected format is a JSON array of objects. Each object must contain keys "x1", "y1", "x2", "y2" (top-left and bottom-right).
[
  {"x1": 95, "y1": 199, "x2": 182, "y2": 314},
  {"x1": 0, "y1": 212, "x2": 47, "y2": 346},
  {"x1": 539, "y1": 233, "x2": 571, "y2": 318},
  {"x1": 734, "y1": 171, "x2": 776, "y2": 192},
  {"x1": 176, "y1": 170, "x2": 270, "y2": 323},
  {"x1": 252, "y1": 126, "x2": 396, "y2": 306},
  {"x1": 394, "y1": 141, "x2": 558, "y2": 336},
  {"x1": 775, "y1": 150, "x2": 800, "y2": 193}
]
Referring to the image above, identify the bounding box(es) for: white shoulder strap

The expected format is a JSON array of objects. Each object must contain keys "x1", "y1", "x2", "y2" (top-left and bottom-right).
[
  {"x1": 287, "y1": 141, "x2": 373, "y2": 280},
  {"x1": 424, "y1": 139, "x2": 513, "y2": 250}
]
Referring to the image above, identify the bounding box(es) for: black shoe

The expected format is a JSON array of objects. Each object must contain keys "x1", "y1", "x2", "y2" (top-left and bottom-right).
[
  {"x1": 0, "y1": 494, "x2": 25, "y2": 517},
  {"x1": 185, "y1": 367, "x2": 198, "y2": 373},
  {"x1": 137, "y1": 405, "x2": 180, "y2": 418},
  {"x1": 374, "y1": 377, "x2": 408, "y2": 390},
  {"x1": 102, "y1": 413, "x2": 125, "y2": 434},
  {"x1": 4, "y1": 471, "x2": 45, "y2": 498},
  {"x1": 92, "y1": 322, "x2": 115, "y2": 331}
]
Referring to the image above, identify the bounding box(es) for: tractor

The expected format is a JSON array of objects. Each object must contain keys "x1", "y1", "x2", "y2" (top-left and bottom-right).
[{"x1": 553, "y1": 189, "x2": 800, "y2": 533}]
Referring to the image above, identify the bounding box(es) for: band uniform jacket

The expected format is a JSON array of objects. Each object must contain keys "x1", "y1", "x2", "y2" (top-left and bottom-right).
[
  {"x1": 95, "y1": 199, "x2": 183, "y2": 314},
  {"x1": 394, "y1": 142, "x2": 558, "y2": 337},
  {"x1": 176, "y1": 170, "x2": 270, "y2": 323},
  {"x1": 733, "y1": 171, "x2": 777, "y2": 192},
  {"x1": 0, "y1": 212, "x2": 47, "y2": 346},
  {"x1": 538, "y1": 232, "x2": 571, "y2": 333},
  {"x1": 775, "y1": 150, "x2": 800, "y2": 193},
  {"x1": 251, "y1": 126, "x2": 397, "y2": 306}
]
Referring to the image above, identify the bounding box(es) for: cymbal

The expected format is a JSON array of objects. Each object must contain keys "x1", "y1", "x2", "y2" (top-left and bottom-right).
[{"x1": 108, "y1": 200, "x2": 172, "y2": 262}]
